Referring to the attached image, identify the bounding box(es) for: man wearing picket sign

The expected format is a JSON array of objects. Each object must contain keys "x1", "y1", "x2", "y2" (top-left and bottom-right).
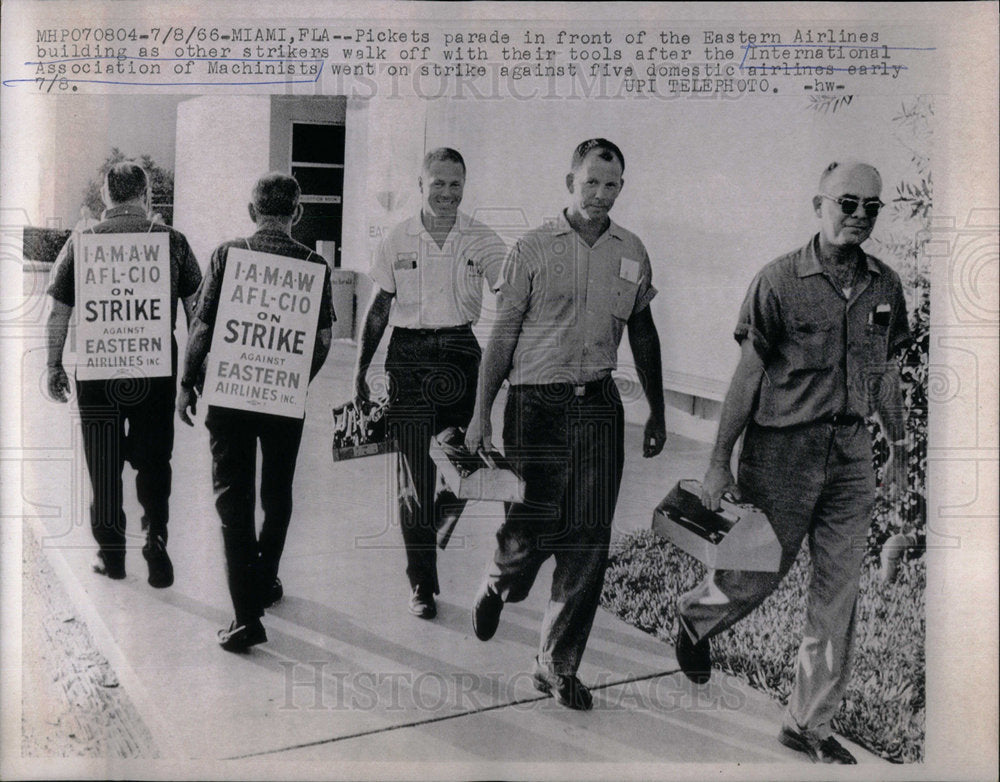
[
  {"x1": 177, "y1": 173, "x2": 334, "y2": 652},
  {"x1": 46, "y1": 161, "x2": 202, "y2": 588}
]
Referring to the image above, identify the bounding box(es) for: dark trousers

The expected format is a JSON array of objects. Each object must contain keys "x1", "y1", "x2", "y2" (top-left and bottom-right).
[
  {"x1": 487, "y1": 379, "x2": 625, "y2": 675},
  {"x1": 385, "y1": 325, "x2": 481, "y2": 594},
  {"x1": 206, "y1": 406, "x2": 304, "y2": 625},
  {"x1": 76, "y1": 376, "x2": 175, "y2": 558}
]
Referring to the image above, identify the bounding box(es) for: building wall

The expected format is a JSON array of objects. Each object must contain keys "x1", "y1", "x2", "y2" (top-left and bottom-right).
[
  {"x1": 169, "y1": 94, "x2": 916, "y2": 440},
  {"x1": 341, "y1": 98, "x2": 371, "y2": 276},
  {"x1": 413, "y1": 97, "x2": 916, "y2": 435},
  {"x1": 173, "y1": 95, "x2": 272, "y2": 265}
]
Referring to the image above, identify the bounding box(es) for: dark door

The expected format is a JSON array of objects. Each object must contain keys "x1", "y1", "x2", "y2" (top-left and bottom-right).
[{"x1": 289, "y1": 122, "x2": 345, "y2": 266}]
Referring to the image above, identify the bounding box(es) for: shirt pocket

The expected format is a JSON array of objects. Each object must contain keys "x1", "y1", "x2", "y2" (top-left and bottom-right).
[
  {"x1": 788, "y1": 319, "x2": 837, "y2": 370},
  {"x1": 610, "y1": 278, "x2": 639, "y2": 320},
  {"x1": 394, "y1": 266, "x2": 420, "y2": 305},
  {"x1": 863, "y1": 322, "x2": 890, "y2": 362}
]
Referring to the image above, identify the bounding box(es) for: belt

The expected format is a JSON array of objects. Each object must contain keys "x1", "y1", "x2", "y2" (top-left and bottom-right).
[
  {"x1": 823, "y1": 413, "x2": 865, "y2": 426},
  {"x1": 515, "y1": 376, "x2": 612, "y2": 398},
  {"x1": 396, "y1": 324, "x2": 472, "y2": 335}
]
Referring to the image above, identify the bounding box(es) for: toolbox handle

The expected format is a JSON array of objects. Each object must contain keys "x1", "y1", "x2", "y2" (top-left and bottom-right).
[
  {"x1": 477, "y1": 447, "x2": 498, "y2": 470},
  {"x1": 718, "y1": 490, "x2": 742, "y2": 524}
]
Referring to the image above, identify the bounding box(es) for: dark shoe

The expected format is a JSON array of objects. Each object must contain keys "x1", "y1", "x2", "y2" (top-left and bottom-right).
[
  {"x1": 675, "y1": 623, "x2": 712, "y2": 684},
  {"x1": 532, "y1": 666, "x2": 594, "y2": 711},
  {"x1": 778, "y1": 726, "x2": 857, "y2": 764},
  {"x1": 217, "y1": 618, "x2": 267, "y2": 653},
  {"x1": 472, "y1": 583, "x2": 503, "y2": 641},
  {"x1": 142, "y1": 536, "x2": 173, "y2": 588},
  {"x1": 409, "y1": 585, "x2": 437, "y2": 619},
  {"x1": 262, "y1": 577, "x2": 283, "y2": 609},
  {"x1": 92, "y1": 551, "x2": 126, "y2": 580}
]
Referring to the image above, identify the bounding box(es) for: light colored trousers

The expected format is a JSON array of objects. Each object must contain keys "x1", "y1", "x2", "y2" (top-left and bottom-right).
[{"x1": 679, "y1": 420, "x2": 875, "y2": 738}]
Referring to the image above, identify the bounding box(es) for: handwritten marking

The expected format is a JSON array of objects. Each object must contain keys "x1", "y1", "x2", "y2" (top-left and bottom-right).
[
  {"x1": 4, "y1": 56, "x2": 325, "y2": 88},
  {"x1": 738, "y1": 42, "x2": 936, "y2": 72}
]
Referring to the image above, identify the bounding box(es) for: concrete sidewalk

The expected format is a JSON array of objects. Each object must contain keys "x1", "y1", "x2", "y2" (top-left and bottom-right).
[{"x1": 20, "y1": 340, "x2": 883, "y2": 775}]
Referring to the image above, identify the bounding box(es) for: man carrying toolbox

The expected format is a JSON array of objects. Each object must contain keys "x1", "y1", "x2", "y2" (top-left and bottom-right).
[{"x1": 676, "y1": 161, "x2": 910, "y2": 764}]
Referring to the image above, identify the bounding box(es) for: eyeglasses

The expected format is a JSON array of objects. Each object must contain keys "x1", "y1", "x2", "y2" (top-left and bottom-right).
[{"x1": 819, "y1": 194, "x2": 884, "y2": 219}]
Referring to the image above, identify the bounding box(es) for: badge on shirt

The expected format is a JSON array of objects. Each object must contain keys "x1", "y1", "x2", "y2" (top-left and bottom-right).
[
  {"x1": 619, "y1": 257, "x2": 640, "y2": 284},
  {"x1": 871, "y1": 303, "x2": 892, "y2": 327},
  {"x1": 394, "y1": 252, "x2": 418, "y2": 270}
]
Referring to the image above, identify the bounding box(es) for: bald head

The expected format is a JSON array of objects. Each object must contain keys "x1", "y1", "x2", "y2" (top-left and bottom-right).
[{"x1": 818, "y1": 160, "x2": 882, "y2": 196}]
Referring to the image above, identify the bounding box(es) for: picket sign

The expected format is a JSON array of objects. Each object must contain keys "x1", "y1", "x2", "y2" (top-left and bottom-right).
[
  {"x1": 75, "y1": 232, "x2": 171, "y2": 380},
  {"x1": 204, "y1": 247, "x2": 322, "y2": 419}
]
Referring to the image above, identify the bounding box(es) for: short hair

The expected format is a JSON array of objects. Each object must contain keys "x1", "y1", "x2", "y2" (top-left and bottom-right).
[
  {"x1": 422, "y1": 147, "x2": 466, "y2": 176},
  {"x1": 819, "y1": 160, "x2": 882, "y2": 193},
  {"x1": 104, "y1": 162, "x2": 149, "y2": 204},
  {"x1": 252, "y1": 172, "x2": 301, "y2": 216},
  {"x1": 571, "y1": 138, "x2": 625, "y2": 173}
]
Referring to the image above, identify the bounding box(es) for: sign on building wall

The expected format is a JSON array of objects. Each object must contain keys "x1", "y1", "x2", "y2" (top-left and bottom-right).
[
  {"x1": 75, "y1": 232, "x2": 171, "y2": 380},
  {"x1": 204, "y1": 248, "x2": 323, "y2": 418}
]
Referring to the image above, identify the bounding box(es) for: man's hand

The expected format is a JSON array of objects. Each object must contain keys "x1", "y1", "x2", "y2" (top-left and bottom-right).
[
  {"x1": 47, "y1": 363, "x2": 70, "y2": 403},
  {"x1": 464, "y1": 413, "x2": 492, "y2": 455},
  {"x1": 642, "y1": 414, "x2": 666, "y2": 457},
  {"x1": 701, "y1": 461, "x2": 739, "y2": 511},
  {"x1": 177, "y1": 386, "x2": 198, "y2": 426}
]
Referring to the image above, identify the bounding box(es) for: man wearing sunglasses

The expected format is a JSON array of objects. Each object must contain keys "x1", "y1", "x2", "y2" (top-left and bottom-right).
[{"x1": 674, "y1": 161, "x2": 910, "y2": 763}]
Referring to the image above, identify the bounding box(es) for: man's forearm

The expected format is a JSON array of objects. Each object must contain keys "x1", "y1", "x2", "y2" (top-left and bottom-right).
[
  {"x1": 627, "y1": 308, "x2": 665, "y2": 421},
  {"x1": 473, "y1": 299, "x2": 523, "y2": 423},
  {"x1": 356, "y1": 290, "x2": 392, "y2": 377},
  {"x1": 46, "y1": 300, "x2": 72, "y2": 366},
  {"x1": 179, "y1": 318, "x2": 212, "y2": 386},
  {"x1": 710, "y1": 340, "x2": 766, "y2": 465},
  {"x1": 876, "y1": 364, "x2": 906, "y2": 443},
  {"x1": 476, "y1": 335, "x2": 515, "y2": 420},
  {"x1": 181, "y1": 293, "x2": 198, "y2": 328}
]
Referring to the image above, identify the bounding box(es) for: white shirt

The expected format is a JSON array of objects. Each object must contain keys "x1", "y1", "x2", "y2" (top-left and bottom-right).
[{"x1": 370, "y1": 211, "x2": 506, "y2": 328}]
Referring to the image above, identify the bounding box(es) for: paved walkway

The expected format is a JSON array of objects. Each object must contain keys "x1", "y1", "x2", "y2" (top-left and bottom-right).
[{"x1": 18, "y1": 340, "x2": 883, "y2": 775}]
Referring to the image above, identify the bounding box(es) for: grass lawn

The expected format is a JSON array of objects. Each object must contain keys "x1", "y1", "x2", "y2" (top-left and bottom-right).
[{"x1": 601, "y1": 531, "x2": 925, "y2": 763}]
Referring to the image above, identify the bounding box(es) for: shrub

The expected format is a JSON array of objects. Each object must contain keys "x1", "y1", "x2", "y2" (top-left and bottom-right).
[
  {"x1": 602, "y1": 531, "x2": 925, "y2": 763},
  {"x1": 868, "y1": 281, "x2": 929, "y2": 554},
  {"x1": 23, "y1": 227, "x2": 71, "y2": 265}
]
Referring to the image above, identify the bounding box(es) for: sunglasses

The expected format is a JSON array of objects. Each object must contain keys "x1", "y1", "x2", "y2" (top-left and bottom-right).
[{"x1": 819, "y1": 194, "x2": 884, "y2": 219}]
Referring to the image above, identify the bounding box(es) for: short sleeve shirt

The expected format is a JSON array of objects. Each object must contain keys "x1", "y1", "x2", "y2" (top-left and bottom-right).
[
  {"x1": 737, "y1": 234, "x2": 910, "y2": 427},
  {"x1": 499, "y1": 210, "x2": 657, "y2": 385},
  {"x1": 194, "y1": 228, "x2": 335, "y2": 330},
  {"x1": 369, "y1": 211, "x2": 506, "y2": 328},
  {"x1": 47, "y1": 204, "x2": 202, "y2": 327}
]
